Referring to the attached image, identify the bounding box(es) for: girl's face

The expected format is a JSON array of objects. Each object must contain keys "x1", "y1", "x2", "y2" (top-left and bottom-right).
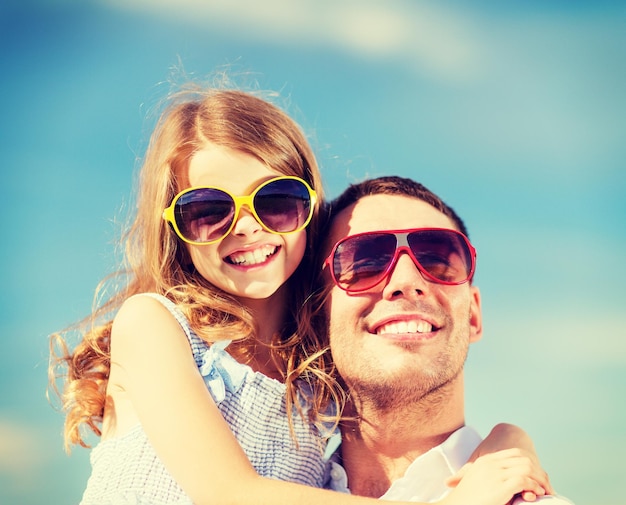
[{"x1": 183, "y1": 143, "x2": 308, "y2": 301}]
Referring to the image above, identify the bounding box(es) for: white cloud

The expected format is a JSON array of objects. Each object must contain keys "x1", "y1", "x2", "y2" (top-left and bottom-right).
[
  {"x1": 0, "y1": 418, "x2": 47, "y2": 489},
  {"x1": 102, "y1": 0, "x2": 484, "y2": 82},
  {"x1": 100, "y1": 0, "x2": 624, "y2": 169}
]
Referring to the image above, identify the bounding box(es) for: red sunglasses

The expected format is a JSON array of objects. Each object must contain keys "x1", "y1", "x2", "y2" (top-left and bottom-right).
[{"x1": 323, "y1": 228, "x2": 477, "y2": 293}]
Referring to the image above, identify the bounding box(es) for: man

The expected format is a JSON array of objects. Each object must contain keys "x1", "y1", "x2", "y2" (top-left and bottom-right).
[{"x1": 319, "y1": 176, "x2": 573, "y2": 504}]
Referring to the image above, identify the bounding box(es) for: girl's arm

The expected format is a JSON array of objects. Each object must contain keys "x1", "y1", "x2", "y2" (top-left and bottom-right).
[
  {"x1": 473, "y1": 423, "x2": 541, "y2": 462},
  {"x1": 447, "y1": 423, "x2": 554, "y2": 501},
  {"x1": 111, "y1": 296, "x2": 548, "y2": 505}
]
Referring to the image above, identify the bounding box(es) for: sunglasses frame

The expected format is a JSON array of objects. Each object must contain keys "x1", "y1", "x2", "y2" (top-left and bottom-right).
[
  {"x1": 323, "y1": 227, "x2": 477, "y2": 293},
  {"x1": 163, "y1": 175, "x2": 317, "y2": 245}
]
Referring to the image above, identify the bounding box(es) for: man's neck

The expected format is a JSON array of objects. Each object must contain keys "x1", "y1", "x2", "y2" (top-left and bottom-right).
[{"x1": 339, "y1": 381, "x2": 465, "y2": 498}]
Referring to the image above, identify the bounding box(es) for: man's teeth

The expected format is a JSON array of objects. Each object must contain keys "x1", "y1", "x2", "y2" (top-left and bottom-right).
[
  {"x1": 228, "y1": 245, "x2": 277, "y2": 266},
  {"x1": 376, "y1": 320, "x2": 433, "y2": 335}
]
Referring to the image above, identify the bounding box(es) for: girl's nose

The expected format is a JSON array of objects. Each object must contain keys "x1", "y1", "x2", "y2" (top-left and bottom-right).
[{"x1": 231, "y1": 207, "x2": 263, "y2": 237}]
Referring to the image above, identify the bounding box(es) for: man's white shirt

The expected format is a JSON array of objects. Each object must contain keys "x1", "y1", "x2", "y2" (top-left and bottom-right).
[{"x1": 326, "y1": 426, "x2": 574, "y2": 504}]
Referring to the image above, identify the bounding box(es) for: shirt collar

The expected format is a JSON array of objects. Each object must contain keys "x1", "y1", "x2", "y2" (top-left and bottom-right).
[
  {"x1": 381, "y1": 426, "x2": 482, "y2": 501},
  {"x1": 325, "y1": 426, "x2": 483, "y2": 501}
]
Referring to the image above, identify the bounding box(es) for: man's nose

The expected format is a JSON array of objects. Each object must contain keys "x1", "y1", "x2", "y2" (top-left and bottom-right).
[{"x1": 381, "y1": 252, "x2": 428, "y2": 299}]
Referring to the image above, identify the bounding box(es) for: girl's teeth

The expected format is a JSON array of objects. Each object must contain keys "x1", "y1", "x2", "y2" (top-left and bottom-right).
[{"x1": 229, "y1": 245, "x2": 277, "y2": 265}]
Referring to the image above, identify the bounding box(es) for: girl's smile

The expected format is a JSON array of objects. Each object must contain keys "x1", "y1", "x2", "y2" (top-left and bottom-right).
[{"x1": 224, "y1": 243, "x2": 280, "y2": 267}]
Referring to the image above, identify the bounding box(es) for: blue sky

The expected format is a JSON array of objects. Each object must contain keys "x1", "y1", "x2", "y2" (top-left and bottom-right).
[{"x1": 1, "y1": 1, "x2": 624, "y2": 504}]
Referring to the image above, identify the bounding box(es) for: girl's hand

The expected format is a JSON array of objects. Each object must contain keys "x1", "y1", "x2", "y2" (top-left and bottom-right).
[
  {"x1": 466, "y1": 423, "x2": 554, "y2": 500},
  {"x1": 443, "y1": 449, "x2": 549, "y2": 505}
]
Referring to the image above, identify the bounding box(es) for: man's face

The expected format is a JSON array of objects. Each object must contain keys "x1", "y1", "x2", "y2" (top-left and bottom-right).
[{"x1": 325, "y1": 194, "x2": 482, "y2": 410}]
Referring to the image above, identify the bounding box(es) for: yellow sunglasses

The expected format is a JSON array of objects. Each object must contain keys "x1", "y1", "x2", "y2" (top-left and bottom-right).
[{"x1": 163, "y1": 176, "x2": 318, "y2": 245}]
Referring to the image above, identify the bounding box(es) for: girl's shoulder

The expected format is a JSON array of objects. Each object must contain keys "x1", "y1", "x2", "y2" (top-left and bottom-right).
[
  {"x1": 123, "y1": 292, "x2": 187, "y2": 327},
  {"x1": 114, "y1": 293, "x2": 211, "y2": 369},
  {"x1": 112, "y1": 293, "x2": 172, "y2": 331},
  {"x1": 112, "y1": 293, "x2": 183, "y2": 340}
]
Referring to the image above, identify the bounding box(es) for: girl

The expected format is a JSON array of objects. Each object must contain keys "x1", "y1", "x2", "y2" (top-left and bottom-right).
[{"x1": 50, "y1": 85, "x2": 549, "y2": 505}]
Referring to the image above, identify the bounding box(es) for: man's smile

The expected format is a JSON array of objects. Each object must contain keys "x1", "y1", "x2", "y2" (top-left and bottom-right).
[{"x1": 375, "y1": 319, "x2": 434, "y2": 336}]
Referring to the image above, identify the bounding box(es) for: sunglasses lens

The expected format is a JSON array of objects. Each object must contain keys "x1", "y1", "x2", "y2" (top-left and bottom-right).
[
  {"x1": 407, "y1": 230, "x2": 473, "y2": 283},
  {"x1": 333, "y1": 233, "x2": 397, "y2": 291},
  {"x1": 174, "y1": 188, "x2": 235, "y2": 243},
  {"x1": 254, "y1": 178, "x2": 312, "y2": 233}
]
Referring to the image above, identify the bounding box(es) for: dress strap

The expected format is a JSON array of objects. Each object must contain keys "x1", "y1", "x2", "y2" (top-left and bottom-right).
[{"x1": 132, "y1": 293, "x2": 245, "y2": 403}]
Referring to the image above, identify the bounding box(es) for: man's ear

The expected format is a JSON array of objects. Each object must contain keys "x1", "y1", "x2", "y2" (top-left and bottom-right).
[{"x1": 469, "y1": 285, "x2": 483, "y2": 343}]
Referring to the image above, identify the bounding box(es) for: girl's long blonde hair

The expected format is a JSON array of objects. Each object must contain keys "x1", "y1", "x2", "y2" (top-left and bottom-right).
[{"x1": 49, "y1": 86, "x2": 342, "y2": 451}]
